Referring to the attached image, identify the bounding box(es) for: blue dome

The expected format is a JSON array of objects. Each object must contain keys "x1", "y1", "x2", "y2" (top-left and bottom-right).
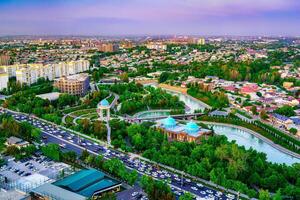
[
  {"x1": 185, "y1": 121, "x2": 199, "y2": 133},
  {"x1": 100, "y1": 99, "x2": 110, "y2": 107},
  {"x1": 163, "y1": 116, "x2": 176, "y2": 129}
]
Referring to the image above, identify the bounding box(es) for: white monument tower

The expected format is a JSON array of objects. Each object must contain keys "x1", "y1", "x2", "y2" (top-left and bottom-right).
[{"x1": 97, "y1": 99, "x2": 111, "y2": 145}]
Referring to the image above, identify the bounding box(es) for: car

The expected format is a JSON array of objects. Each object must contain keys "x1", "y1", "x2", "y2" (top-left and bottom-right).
[
  {"x1": 200, "y1": 191, "x2": 206, "y2": 195},
  {"x1": 131, "y1": 192, "x2": 139, "y2": 197},
  {"x1": 140, "y1": 196, "x2": 148, "y2": 200},
  {"x1": 191, "y1": 186, "x2": 198, "y2": 191},
  {"x1": 226, "y1": 194, "x2": 235, "y2": 199},
  {"x1": 196, "y1": 183, "x2": 203, "y2": 187},
  {"x1": 206, "y1": 189, "x2": 213, "y2": 194}
]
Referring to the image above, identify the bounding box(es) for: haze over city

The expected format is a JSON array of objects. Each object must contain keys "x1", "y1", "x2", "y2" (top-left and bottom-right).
[
  {"x1": 1, "y1": 0, "x2": 300, "y2": 36},
  {"x1": 0, "y1": 1, "x2": 299, "y2": 200}
]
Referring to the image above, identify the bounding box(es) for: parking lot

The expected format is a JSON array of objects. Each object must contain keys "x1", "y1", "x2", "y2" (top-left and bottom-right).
[
  {"x1": 1, "y1": 110, "x2": 237, "y2": 200},
  {"x1": 0, "y1": 155, "x2": 70, "y2": 183}
]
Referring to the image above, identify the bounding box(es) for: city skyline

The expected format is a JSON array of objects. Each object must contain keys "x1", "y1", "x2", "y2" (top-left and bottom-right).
[{"x1": 1, "y1": 0, "x2": 300, "y2": 36}]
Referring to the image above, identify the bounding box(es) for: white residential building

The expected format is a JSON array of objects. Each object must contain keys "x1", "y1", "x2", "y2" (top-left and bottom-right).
[
  {"x1": 0, "y1": 72, "x2": 9, "y2": 90},
  {"x1": 0, "y1": 60, "x2": 90, "y2": 87}
]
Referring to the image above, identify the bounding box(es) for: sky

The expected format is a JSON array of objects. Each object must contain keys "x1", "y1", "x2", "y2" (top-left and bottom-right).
[{"x1": 0, "y1": 0, "x2": 299, "y2": 36}]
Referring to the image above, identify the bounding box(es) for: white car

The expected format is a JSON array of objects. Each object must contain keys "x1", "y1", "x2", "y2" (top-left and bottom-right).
[
  {"x1": 131, "y1": 192, "x2": 139, "y2": 197},
  {"x1": 197, "y1": 183, "x2": 203, "y2": 187},
  {"x1": 191, "y1": 186, "x2": 198, "y2": 191},
  {"x1": 206, "y1": 189, "x2": 213, "y2": 194},
  {"x1": 226, "y1": 194, "x2": 235, "y2": 199}
]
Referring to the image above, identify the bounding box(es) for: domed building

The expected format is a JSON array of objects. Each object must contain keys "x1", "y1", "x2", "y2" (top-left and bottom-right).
[
  {"x1": 97, "y1": 99, "x2": 111, "y2": 122},
  {"x1": 157, "y1": 117, "x2": 212, "y2": 142},
  {"x1": 163, "y1": 116, "x2": 177, "y2": 129},
  {"x1": 185, "y1": 121, "x2": 200, "y2": 135},
  {"x1": 99, "y1": 99, "x2": 110, "y2": 108}
]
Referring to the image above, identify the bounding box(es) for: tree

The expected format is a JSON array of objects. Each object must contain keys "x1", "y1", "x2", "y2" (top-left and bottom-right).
[
  {"x1": 274, "y1": 105, "x2": 296, "y2": 117},
  {"x1": 120, "y1": 72, "x2": 129, "y2": 82},
  {"x1": 41, "y1": 144, "x2": 61, "y2": 161},
  {"x1": 80, "y1": 149, "x2": 89, "y2": 161},
  {"x1": 272, "y1": 189, "x2": 282, "y2": 200},
  {"x1": 140, "y1": 175, "x2": 175, "y2": 200},
  {"x1": 260, "y1": 110, "x2": 268, "y2": 120},
  {"x1": 179, "y1": 192, "x2": 194, "y2": 200},
  {"x1": 259, "y1": 189, "x2": 270, "y2": 200},
  {"x1": 127, "y1": 170, "x2": 138, "y2": 185},
  {"x1": 57, "y1": 94, "x2": 78, "y2": 108},
  {"x1": 31, "y1": 128, "x2": 41, "y2": 142},
  {"x1": 289, "y1": 128, "x2": 298, "y2": 135},
  {"x1": 80, "y1": 119, "x2": 90, "y2": 133},
  {"x1": 93, "y1": 121, "x2": 107, "y2": 140},
  {"x1": 62, "y1": 151, "x2": 77, "y2": 163},
  {"x1": 5, "y1": 145, "x2": 20, "y2": 157},
  {"x1": 159, "y1": 72, "x2": 169, "y2": 83},
  {"x1": 99, "y1": 193, "x2": 116, "y2": 200},
  {"x1": 251, "y1": 106, "x2": 258, "y2": 115}
]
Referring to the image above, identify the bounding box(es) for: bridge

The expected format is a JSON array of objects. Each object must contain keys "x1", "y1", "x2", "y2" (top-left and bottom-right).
[{"x1": 128, "y1": 112, "x2": 204, "y2": 123}]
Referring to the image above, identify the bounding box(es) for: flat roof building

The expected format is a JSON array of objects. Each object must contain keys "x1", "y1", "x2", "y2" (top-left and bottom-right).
[
  {"x1": 31, "y1": 169, "x2": 121, "y2": 200},
  {"x1": 36, "y1": 92, "x2": 61, "y2": 101},
  {"x1": 54, "y1": 73, "x2": 90, "y2": 96},
  {"x1": 6, "y1": 136, "x2": 29, "y2": 148}
]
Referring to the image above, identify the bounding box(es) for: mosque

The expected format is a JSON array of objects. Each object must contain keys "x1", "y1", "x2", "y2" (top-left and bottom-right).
[{"x1": 157, "y1": 116, "x2": 212, "y2": 142}]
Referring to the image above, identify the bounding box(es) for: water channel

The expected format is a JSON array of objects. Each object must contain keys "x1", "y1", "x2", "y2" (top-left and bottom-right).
[
  {"x1": 141, "y1": 83, "x2": 300, "y2": 165},
  {"x1": 211, "y1": 125, "x2": 300, "y2": 165}
]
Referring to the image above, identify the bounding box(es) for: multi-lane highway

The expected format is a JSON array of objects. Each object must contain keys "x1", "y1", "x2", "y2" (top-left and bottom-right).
[{"x1": 2, "y1": 109, "x2": 237, "y2": 200}]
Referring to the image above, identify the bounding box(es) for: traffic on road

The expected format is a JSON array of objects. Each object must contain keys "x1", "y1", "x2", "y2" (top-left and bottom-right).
[{"x1": 2, "y1": 109, "x2": 236, "y2": 200}]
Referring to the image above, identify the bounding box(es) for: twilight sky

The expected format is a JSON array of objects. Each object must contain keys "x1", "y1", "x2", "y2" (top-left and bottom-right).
[{"x1": 0, "y1": 0, "x2": 299, "y2": 36}]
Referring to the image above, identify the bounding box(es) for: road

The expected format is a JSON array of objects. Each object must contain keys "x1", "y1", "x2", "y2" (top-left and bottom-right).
[{"x1": 2, "y1": 109, "x2": 238, "y2": 200}]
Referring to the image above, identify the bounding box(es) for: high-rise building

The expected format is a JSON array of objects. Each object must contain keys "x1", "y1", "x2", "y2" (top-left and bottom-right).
[
  {"x1": 98, "y1": 43, "x2": 119, "y2": 52},
  {"x1": 120, "y1": 41, "x2": 133, "y2": 49},
  {"x1": 0, "y1": 72, "x2": 9, "y2": 90},
  {"x1": 146, "y1": 42, "x2": 167, "y2": 51},
  {"x1": 198, "y1": 38, "x2": 206, "y2": 45},
  {"x1": 0, "y1": 60, "x2": 90, "y2": 87},
  {"x1": 15, "y1": 65, "x2": 39, "y2": 85},
  {"x1": 53, "y1": 73, "x2": 90, "y2": 96},
  {"x1": 0, "y1": 55, "x2": 10, "y2": 65}
]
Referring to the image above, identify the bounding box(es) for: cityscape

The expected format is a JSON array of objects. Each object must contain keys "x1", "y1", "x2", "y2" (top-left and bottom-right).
[{"x1": 0, "y1": 1, "x2": 299, "y2": 200}]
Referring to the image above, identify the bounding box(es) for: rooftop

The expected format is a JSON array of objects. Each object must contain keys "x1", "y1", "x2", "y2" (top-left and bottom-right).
[
  {"x1": 158, "y1": 118, "x2": 211, "y2": 138},
  {"x1": 99, "y1": 99, "x2": 110, "y2": 107},
  {"x1": 37, "y1": 92, "x2": 61, "y2": 101},
  {"x1": 53, "y1": 169, "x2": 120, "y2": 198},
  {"x1": 58, "y1": 73, "x2": 89, "y2": 82},
  {"x1": 272, "y1": 113, "x2": 290, "y2": 121},
  {"x1": 32, "y1": 183, "x2": 86, "y2": 200},
  {"x1": 163, "y1": 116, "x2": 176, "y2": 128}
]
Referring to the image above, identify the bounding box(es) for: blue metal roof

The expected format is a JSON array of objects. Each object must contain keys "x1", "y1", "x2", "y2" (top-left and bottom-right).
[
  {"x1": 100, "y1": 99, "x2": 110, "y2": 106},
  {"x1": 185, "y1": 121, "x2": 199, "y2": 133},
  {"x1": 78, "y1": 179, "x2": 118, "y2": 197},
  {"x1": 163, "y1": 116, "x2": 176, "y2": 128},
  {"x1": 290, "y1": 117, "x2": 300, "y2": 125},
  {"x1": 53, "y1": 169, "x2": 120, "y2": 198},
  {"x1": 272, "y1": 113, "x2": 290, "y2": 121}
]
